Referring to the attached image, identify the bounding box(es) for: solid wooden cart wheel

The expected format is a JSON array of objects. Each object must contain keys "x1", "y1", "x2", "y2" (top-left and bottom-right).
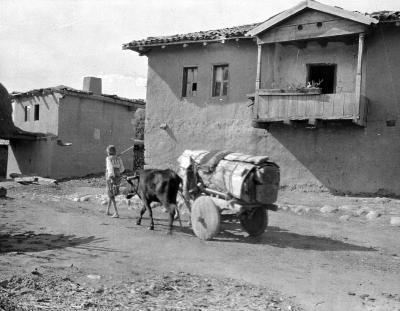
[
  {"x1": 240, "y1": 206, "x2": 268, "y2": 237},
  {"x1": 191, "y1": 196, "x2": 221, "y2": 240}
]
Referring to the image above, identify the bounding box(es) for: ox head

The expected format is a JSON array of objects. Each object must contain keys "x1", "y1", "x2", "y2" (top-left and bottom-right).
[{"x1": 126, "y1": 174, "x2": 140, "y2": 199}]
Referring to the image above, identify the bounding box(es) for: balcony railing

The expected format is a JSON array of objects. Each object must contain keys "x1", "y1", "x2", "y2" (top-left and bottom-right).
[{"x1": 252, "y1": 90, "x2": 367, "y2": 126}]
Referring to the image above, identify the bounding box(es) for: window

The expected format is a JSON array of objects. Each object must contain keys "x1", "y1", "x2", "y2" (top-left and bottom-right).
[
  {"x1": 307, "y1": 64, "x2": 336, "y2": 94},
  {"x1": 212, "y1": 65, "x2": 229, "y2": 97},
  {"x1": 24, "y1": 106, "x2": 29, "y2": 122},
  {"x1": 182, "y1": 67, "x2": 198, "y2": 97},
  {"x1": 34, "y1": 104, "x2": 39, "y2": 121}
]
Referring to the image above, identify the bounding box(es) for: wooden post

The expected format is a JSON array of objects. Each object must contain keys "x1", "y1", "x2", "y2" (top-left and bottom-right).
[
  {"x1": 355, "y1": 33, "x2": 365, "y2": 101},
  {"x1": 255, "y1": 43, "x2": 262, "y2": 91},
  {"x1": 252, "y1": 42, "x2": 263, "y2": 122},
  {"x1": 355, "y1": 33, "x2": 365, "y2": 125}
]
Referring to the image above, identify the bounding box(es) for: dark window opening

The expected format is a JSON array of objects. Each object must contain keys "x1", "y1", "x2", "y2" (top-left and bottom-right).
[
  {"x1": 24, "y1": 106, "x2": 29, "y2": 122},
  {"x1": 182, "y1": 67, "x2": 198, "y2": 97},
  {"x1": 212, "y1": 65, "x2": 229, "y2": 97},
  {"x1": 34, "y1": 104, "x2": 39, "y2": 121},
  {"x1": 307, "y1": 64, "x2": 336, "y2": 94}
]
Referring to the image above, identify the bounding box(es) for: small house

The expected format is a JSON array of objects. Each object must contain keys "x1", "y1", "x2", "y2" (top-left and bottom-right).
[{"x1": 6, "y1": 77, "x2": 145, "y2": 179}]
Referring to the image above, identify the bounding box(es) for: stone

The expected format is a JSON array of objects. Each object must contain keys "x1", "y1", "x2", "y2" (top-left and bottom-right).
[
  {"x1": 340, "y1": 215, "x2": 351, "y2": 221},
  {"x1": 390, "y1": 217, "x2": 400, "y2": 226},
  {"x1": 359, "y1": 294, "x2": 369, "y2": 300},
  {"x1": 366, "y1": 211, "x2": 381, "y2": 220},
  {"x1": 279, "y1": 205, "x2": 289, "y2": 211},
  {"x1": 87, "y1": 274, "x2": 101, "y2": 280},
  {"x1": 339, "y1": 205, "x2": 358, "y2": 212},
  {"x1": 320, "y1": 205, "x2": 338, "y2": 213},
  {"x1": 79, "y1": 195, "x2": 91, "y2": 202},
  {"x1": 354, "y1": 207, "x2": 369, "y2": 217},
  {"x1": 292, "y1": 207, "x2": 302, "y2": 214},
  {"x1": 0, "y1": 279, "x2": 9, "y2": 288},
  {"x1": 73, "y1": 197, "x2": 80, "y2": 202},
  {"x1": 101, "y1": 200, "x2": 108, "y2": 206},
  {"x1": 293, "y1": 205, "x2": 310, "y2": 214}
]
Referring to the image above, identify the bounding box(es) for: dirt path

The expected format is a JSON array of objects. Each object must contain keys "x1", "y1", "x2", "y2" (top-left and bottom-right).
[{"x1": 1, "y1": 183, "x2": 400, "y2": 310}]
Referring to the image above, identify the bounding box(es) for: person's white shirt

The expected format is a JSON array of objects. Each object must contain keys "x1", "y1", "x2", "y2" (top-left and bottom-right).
[{"x1": 106, "y1": 155, "x2": 125, "y2": 179}]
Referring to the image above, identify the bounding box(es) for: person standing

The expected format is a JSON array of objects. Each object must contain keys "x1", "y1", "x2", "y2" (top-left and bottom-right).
[{"x1": 105, "y1": 145, "x2": 125, "y2": 218}]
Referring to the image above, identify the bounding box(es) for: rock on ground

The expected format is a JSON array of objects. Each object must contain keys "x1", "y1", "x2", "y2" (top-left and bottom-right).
[
  {"x1": 366, "y1": 211, "x2": 381, "y2": 221},
  {"x1": 320, "y1": 205, "x2": 338, "y2": 213},
  {"x1": 390, "y1": 217, "x2": 400, "y2": 226}
]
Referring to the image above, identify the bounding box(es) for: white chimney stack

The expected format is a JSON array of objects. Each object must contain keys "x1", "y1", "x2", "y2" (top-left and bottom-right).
[{"x1": 83, "y1": 77, "x2": 102, "y2": 94}]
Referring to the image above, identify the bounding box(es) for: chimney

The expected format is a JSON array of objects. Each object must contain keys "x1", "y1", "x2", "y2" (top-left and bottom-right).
[{"x1": 83, "y1": 77, "x2": 102, "y2": 94}]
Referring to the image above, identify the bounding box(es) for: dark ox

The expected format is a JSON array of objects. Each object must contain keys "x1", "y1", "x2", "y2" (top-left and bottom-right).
[{"x1": 126, "y1": 169, "x2": 182, "y2": 233}]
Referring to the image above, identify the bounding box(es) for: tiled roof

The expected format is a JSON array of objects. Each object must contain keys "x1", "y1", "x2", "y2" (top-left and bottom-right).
[
  {"x1": 11, "y1": 85, "x2": 145, "y2": 106},
  {"x1": 123, "y1": 9, "x2": 400, "y2": 53},
  {"x1": 122, "y1": 23, "x2": 260, "y2": 52}
]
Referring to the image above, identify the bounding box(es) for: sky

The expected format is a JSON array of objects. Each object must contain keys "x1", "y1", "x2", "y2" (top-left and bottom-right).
[{"x1": 0, "y1": 0, "x2": 399, "y2": 100}]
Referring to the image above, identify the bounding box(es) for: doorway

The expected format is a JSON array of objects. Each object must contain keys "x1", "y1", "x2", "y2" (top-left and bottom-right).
[{"x1": 0, "y1": 144, "x2": 8, "y2": 179}]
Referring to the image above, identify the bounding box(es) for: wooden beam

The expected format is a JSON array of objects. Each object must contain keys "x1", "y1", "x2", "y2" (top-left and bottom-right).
[
  {"x1": 355, "y1": 33, "x2": 365, "y2": 117},
  {"x1": 255, "y1": 44, "x2": 262, "y2": 91}
]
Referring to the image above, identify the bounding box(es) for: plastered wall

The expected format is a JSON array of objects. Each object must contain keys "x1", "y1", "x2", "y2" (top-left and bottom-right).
[
  {"x1": 144, "y1": 23, "x2": 400, "y2": 195},
  {"x1": 53, "y1": 95, "x2": 135, "y2": 178},
  {"x1": 8, "y1": 94, "x2": 136, "y2": 178},
  {"x1": 12, "y1": 93, "x2": 60, "y2": 135}
]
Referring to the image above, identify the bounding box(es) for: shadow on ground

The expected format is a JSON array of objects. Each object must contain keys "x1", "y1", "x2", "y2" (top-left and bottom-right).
[
  {"x1": 112, "y1": 214, "x2": 375, "y2": 252},
  {"x1": 0, "y1": 231, "x2": 118, "y2": 254},
  {"x1": 214, "y1": 221, "x2": 376, "y2": 252}
]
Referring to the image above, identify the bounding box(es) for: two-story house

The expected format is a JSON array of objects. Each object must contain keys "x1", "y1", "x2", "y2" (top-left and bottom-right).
[{"x1": 123, "y1": 0, "x2": 400, "y2": 196}]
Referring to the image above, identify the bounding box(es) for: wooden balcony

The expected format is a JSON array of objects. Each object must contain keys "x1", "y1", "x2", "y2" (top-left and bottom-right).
[{"x1": 252, "y1": 90, "x2": 367, "y2": 127}]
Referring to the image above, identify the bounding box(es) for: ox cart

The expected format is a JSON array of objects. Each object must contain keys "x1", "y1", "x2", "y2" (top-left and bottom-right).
[{"x1": 177, "y1": 150, "x2": 280, "y2": 240}]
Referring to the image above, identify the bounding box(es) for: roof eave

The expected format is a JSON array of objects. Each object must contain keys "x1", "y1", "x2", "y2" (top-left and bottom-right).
[
  {"x1": 122, "y1": 36, "x2": 254, "y2": 54},
  {"x1": 12, "y1": 89, "x2": 145, "y2": 109}
]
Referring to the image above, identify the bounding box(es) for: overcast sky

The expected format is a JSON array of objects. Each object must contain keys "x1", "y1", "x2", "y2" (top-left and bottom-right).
[{"x1": 0, "y1": 0, "x2": 399, "y2": 99}]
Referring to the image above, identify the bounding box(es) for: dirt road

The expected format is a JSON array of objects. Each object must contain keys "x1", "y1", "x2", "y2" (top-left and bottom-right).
[{"x1": 1, "y1": 180, "x2": 400, "y2": 310}]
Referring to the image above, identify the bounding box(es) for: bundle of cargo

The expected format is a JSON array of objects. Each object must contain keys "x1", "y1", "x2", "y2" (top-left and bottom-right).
[
  {"x1": 177, "y1": 149, "x2": 280, "y2": 205},
  {"x1": 177, "y1": 149, "x2": 280, "y2": 240}
]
